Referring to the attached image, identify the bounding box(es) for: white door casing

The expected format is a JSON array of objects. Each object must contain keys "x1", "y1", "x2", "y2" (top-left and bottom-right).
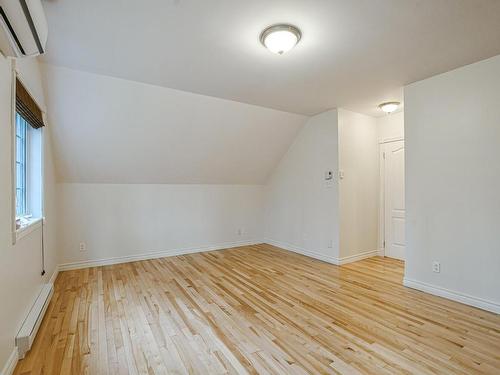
[{"x1": 383, "y1": 140, "x2": 405, "y2": 260}]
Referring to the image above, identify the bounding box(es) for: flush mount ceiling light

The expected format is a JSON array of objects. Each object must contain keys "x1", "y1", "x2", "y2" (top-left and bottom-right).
[
  {"x1": 260, "y1": 24, "x2": 301, "y2": 55},
  {"x1": 378, "y1": 102, "x2": 400, "y2": 113}
]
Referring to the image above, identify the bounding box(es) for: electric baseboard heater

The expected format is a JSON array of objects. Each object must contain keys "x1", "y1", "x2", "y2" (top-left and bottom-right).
[{"x1": 15, "y1": 283, "x2": 53, "y2": 359}]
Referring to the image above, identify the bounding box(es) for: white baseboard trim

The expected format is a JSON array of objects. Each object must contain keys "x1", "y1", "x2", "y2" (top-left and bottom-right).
[
  {"x1": 58, "y1": 240, "x2": 262, "y2": 271},
  {"x1": 403, "y1": 278, "x2": 500, "y2": 314},
  {"x1": 337, "y1": 249, "x2": 380, "y2": 265},
  {"x1": 48, "y1": 264, "x2": 59, "y2": 285},
  {"x1": 264, "y1": 239, "x2": 339, "y2": 265},
  {"x1": 1, "y1": 348, "x2": 18, "y2": 375},
  {"x1": 264, "y1": 240, "x2": 380, "y2": 266}
]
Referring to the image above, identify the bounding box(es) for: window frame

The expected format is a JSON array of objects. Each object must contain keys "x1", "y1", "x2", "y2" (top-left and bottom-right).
[{"x1": 11, "y1": 69, "x2": 45, "y2": 244}]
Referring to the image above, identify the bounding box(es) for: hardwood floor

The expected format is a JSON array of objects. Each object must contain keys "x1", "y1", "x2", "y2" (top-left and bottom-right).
[{"x1": 14, "y1": 244, "x2": 500, "y2": 375}]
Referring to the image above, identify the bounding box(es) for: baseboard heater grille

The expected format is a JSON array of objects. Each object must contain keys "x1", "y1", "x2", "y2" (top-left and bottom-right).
[{"x1": 15, "y1": 283, "x2": 53, "y2": 359}]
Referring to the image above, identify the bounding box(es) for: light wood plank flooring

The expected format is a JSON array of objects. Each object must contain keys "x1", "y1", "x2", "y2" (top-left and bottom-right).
[{"x1": 14, "y1": 244, "x2": 500, "y2": 374}]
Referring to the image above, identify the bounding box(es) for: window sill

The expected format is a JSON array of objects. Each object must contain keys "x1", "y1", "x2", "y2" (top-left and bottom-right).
[{"x1": 16, "y1": 217, "x2": 43, "y2": 242}]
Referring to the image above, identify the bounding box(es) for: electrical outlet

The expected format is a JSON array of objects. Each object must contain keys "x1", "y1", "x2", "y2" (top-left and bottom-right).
[
  {"x1": 432, "y1": 261, "x2": 440, "y2": 273},
  {"x1": 79, "y1": 242, "x2": 87, "y2": 252},
  {"x1": 327, "y1": 240, "x2": 334, "y2": 248},
  {"x1": 237, "y1": 228, "x2": 244, "y2": 236}
]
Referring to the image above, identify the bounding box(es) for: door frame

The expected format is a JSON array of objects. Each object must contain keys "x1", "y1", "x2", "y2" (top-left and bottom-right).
[{"x1": 378, "y1": 137, "x2": 404, "y2": 257}]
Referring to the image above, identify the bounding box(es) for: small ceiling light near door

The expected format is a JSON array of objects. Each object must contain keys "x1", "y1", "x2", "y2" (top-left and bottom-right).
[
  {"x1": 260, "y1": 24, "x2": 301, "y2": 55},
  {"x1": 379, "y1": 102, "x2": 400, "y2": 114}
]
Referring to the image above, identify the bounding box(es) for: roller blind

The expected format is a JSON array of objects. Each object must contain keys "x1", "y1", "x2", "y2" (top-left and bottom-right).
[{"x1": 16, "y1": 78, "x2": 44, "y2": 129}]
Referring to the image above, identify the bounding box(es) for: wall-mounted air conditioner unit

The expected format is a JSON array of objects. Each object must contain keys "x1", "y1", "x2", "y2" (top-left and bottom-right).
[{"x1": 0, "y1": 0, "x2": 47, "y2": 57}]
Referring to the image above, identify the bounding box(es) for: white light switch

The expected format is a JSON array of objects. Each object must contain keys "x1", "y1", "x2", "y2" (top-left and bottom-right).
[{"x1": 325, "y1": 170, "x2": 334, "y2": 187}]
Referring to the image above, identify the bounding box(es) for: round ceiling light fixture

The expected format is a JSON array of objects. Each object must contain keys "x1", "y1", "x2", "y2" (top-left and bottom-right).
[
  {"x1": 260, "y1": 24, "x2": 301, "y2": 55},
  {"x1": 378, "y1": 101, "x2": 400, "y2": 114}
]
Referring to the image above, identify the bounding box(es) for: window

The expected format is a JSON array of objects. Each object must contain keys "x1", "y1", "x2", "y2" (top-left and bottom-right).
[
  {"x1": 16, "y1": 113, "x2": 28, "y2": 217},
  {"x1": 14, "y1": 78, "x2": 45, "y2": 235},
  {"x1": 15, "y1": 111, "x2": 43, "y2": 223}
]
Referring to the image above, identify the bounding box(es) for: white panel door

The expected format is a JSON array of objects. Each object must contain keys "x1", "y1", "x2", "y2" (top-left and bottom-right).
[{"x1": 384, "y1": 140, "x2": 405, "y2": 260}]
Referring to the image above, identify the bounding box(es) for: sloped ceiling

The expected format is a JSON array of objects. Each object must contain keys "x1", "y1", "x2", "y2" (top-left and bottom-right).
[
  {"x1": 40, "y1": 0, "x2": 500, "y2": 184},
  {"x1": 41, "y1": 0, "x2": 500, "y2": 116},
  {"x1": 43, "y1": 64, "x2": 307, "y2": 184}
]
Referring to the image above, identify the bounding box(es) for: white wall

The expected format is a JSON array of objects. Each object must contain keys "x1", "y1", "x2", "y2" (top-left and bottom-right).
[
  {"x1": 405, "y1": 55, "x2": 500, "y2": 312},
  {"x1": 40, "y1": 64, "x2": 307, "y2": 269},
  {"x1": 377, "y1": 111, "x2": 404, "y2": 142},
  {"x1": 338, "y1": 109, "x2": 379, "y2": 259},
  {"x1": 0, "y1": 56, "x2": 58, "y2": 371},
  {"x1": 264, "y1": 109, "x2": 340, "y2": 263},
  {"x1": 58, "y1": 183, "x2": 264, "y2": 267}
]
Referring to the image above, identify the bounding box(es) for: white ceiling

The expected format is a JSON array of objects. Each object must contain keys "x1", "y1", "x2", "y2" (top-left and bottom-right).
[
  {"x1": 41, "y1": 0, "x2": 500, "y2": 116},
  {"x1": 43, "y1": 64, "x2": 307, "y2": 184}
]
